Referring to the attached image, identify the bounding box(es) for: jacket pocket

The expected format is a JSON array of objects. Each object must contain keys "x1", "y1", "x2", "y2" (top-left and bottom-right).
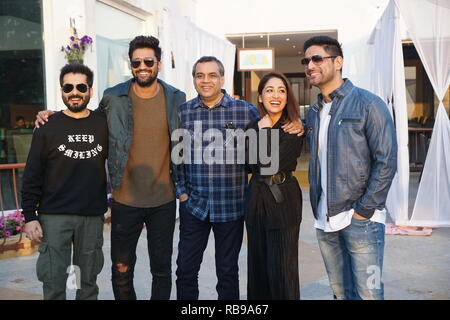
[
  {"x1": 338, "y1": 114, "x2": 363, "y2": 127},
  {"x1": 347, "y1": 159, "x2": 367, "y2": 196}
]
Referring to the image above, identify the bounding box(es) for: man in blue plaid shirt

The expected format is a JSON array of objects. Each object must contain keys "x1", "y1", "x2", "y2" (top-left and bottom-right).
[{"x1": 175, "y1": 56, "x2": 302, "y2": 300}]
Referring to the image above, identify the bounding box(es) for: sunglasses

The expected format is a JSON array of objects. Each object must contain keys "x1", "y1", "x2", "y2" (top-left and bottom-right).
[
  {"x1": 62, "y1": 83, "x2": 89, "y2": 94},
  {"x1": 301, "y1": 55, "x2": 337, "y2": 66},
  {"x1": 131, "y1": 58, "x2": 155, "y2": 69}
]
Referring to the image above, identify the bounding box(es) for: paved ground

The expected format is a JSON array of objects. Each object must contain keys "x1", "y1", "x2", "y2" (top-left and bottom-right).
[{"x1": 1, "y1": 172, "x2": 449, "y2": 300}]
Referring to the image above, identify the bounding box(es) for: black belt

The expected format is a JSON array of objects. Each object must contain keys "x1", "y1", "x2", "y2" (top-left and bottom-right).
[{"x1": 254, "y1": 172, "x2": 293, "y2": 203}]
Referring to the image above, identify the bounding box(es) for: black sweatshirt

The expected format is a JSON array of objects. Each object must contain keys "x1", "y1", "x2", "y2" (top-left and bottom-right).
[{"x1": 21, "y1": 111, "x2": 108, "y2": 223}]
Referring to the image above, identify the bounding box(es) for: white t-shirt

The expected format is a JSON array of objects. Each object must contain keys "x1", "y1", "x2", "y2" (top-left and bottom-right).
[{"x1": 314, "y1": 100, "x2": 385, "y2": 232}]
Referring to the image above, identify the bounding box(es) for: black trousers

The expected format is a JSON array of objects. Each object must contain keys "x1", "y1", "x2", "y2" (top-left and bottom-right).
[
  {"x1": 245, "y1": 178, "x2": 302, "y2": 300},
  {"x1": 176, "y1": 201, "x2": 244, "y2": 300},
  {"x1": 110, "y1": 200, "x2": 176, "y2": 300}
]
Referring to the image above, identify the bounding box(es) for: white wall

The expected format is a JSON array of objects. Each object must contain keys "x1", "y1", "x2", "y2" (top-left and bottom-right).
[
  {"x1": 195, "y1": 0, "x2": 390, "y2": 90},
  {"x1": 42, "y1": 0, "x2": 199, "y2": 111}
]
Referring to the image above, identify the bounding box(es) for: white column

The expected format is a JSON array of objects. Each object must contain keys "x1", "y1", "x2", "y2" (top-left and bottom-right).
[{"x1": 42, "y1": 0, "x2": 99, "y2": 111}]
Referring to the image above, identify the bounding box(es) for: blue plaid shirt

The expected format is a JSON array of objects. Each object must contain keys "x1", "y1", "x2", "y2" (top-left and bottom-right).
[{"x1": 176, "y1": 90, "x2": 259, "y2": 222}]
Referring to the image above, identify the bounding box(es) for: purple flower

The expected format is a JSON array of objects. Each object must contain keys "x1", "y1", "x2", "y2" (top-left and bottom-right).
[
  {"x1": 83, "y1": 36, "x2": 92, "y2": 44},
  {"x1": 67, "y1": 45, "x2": 71, "y2": 51},
  {"x1": 107, "y1": 194, "x2": 113, "y2": 207},
  {"x1": 15, "y1": 226, "x2": 22, "y2": 231},
  {"x1": 5, "y1": 231, "x2": 11, "y2": 237},
  {"x1": 73, "y1": 44, "x2": 79, "y2": 49},
  {"x1": 70, "y1": 36, "x2": 75, "y2": 41}
]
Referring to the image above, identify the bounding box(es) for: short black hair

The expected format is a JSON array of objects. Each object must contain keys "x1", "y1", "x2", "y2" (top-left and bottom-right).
[
  {"x1": 128, "y1": 35, "x2": 162, "y2": 61},
  {"x1": 192, "y1": 56, "x2": 225, "y2": 77},
  {"x1": 59, "y1": 63, "x2": 94, "y2": 87},
  {"x1": 16, "y1": 116, "x2": 25, "y2": 122},
  {"x1": 303, "y1": 35, "x2": 343, "y2": 58}
]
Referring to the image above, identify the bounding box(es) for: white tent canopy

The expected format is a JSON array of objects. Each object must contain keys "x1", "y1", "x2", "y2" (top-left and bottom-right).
[
  {"x1": 158, "y1": 9, "x2": 236, "y2": 100},
  {"x1": 369, "y1": 0, "x2": 450, "y2": 227},
  {"x1": 368, "y1": 0, "x2": 410, "y2": 225}
]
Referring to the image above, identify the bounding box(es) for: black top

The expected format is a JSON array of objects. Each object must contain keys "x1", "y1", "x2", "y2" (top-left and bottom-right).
[
  {"x1": 21, "y1": 111, "x2": 108, "y2": 223},
  {"x1": 246, "y1": 117, "x2": 304, "y2": 176}
]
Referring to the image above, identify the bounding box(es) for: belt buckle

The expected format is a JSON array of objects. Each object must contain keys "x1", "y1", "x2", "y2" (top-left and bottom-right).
[{"x1": 271, "y1": 172, "x2": 286, "y2": 185}]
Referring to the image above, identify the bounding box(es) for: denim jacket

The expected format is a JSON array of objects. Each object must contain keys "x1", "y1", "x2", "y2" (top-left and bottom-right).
[
  {"x1": 98, "y1": 78, "x2": 186, "y2": 190},
  {"x1": 306, "y1": 79, "x2": 397, "y2": 220}
]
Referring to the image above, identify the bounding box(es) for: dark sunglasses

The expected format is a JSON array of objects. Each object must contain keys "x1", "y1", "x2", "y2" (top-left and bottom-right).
[
  {"x1": 62, "y1": 83, "x2": 89, "y2": 94},
  {"x1": 131, "y1": 58, "x2": 155, "y2": 69},
  {"x1": 301, "y1": 55, "x2": 337, "y2": 66}
]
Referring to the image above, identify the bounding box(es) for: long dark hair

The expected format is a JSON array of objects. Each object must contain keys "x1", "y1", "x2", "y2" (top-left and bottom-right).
[{"x1": 257, "y1": 72, "x2": 299, "y2": 123}]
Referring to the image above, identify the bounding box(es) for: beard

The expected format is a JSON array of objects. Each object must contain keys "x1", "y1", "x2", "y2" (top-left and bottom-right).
[
  {"x1": 132, "y1": 69, "x2": 158, "y2": 87},
  {"x1": 63, "y1": 95, "x2": 90, "y2": 113}
]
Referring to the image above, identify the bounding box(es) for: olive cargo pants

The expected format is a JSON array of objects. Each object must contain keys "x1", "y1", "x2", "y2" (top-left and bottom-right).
[{"x1": 36, "y1": 214, "x2": 104, "y2": 300}]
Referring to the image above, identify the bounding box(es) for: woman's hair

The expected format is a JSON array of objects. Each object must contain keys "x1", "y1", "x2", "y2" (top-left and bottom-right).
[{"x1": 257, "y1": 72, "x2": 299, "y2": 123}]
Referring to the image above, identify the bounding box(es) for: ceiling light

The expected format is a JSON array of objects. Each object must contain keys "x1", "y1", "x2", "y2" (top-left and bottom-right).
[{"x1": 286, "y1": 38, "x2": 290, "y2": 41}]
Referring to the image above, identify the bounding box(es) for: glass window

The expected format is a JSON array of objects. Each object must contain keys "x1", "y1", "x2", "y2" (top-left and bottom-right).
[
  {"x1": 95, "y1": 1, "x2": 143, "y2": 97},
  {"x1": 0, "y1": 0, "x2": 44, "y2": 210},
  {"x1": 403, "y1": 43, "x2": 435, "y2": 128}
]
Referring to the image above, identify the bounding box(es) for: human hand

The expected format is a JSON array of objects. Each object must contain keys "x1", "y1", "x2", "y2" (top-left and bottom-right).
[
  {"x1": 258, "y1": 115, "x2": 273, "y2": 129},
  {"x1": 282, "y1": 119, "x2": 304, "y2": 136},
  {"x1": 179, "y1": 193, "x2": 189, "y2": 202},
  {"x1": 24, "y1": 220, "x2": 43, "y2": 243},
  {"x1": 35, "y1": 110, "x2": 55, "y2": 128}
]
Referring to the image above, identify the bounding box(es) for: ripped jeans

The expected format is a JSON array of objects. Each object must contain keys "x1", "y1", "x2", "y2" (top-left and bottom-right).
[{"x1": 110, "y1": 200, "x2": 176, "y2": 300}]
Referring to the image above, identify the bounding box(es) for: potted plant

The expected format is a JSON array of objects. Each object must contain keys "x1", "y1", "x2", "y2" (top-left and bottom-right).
[
  {"x1": 0, "y1": 210, "x2": 24, "y2": 240},
  {"x1": 60, "y1": 29, "x2": 93, "y2": 64},
  {"x1": 0, "y1": 210, "x2": 38, "y2": 257}
]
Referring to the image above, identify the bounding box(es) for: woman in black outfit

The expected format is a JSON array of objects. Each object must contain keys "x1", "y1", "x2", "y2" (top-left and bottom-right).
[{"x1": 245, "y1": 72, "x2": 304, "y2": 300}]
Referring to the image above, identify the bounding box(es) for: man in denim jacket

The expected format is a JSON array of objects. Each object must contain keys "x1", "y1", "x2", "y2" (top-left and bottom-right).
[
  {"x1": 303, "y1": 36, "x2": 397, "y2": 300},
  {"x1": 36, "y1": 36, "x2": 186, "y2": 300}
]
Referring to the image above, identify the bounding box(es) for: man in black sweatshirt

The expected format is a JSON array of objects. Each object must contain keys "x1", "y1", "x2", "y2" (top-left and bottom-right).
[{"x1": 22, "y1": 64, "x2": 108, "y2": 300}]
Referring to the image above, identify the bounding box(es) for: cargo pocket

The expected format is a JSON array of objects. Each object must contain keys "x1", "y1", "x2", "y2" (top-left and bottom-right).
[
  {"x1": 80, "y1": 237, "x2": 104, "y2": 284},
  {"x1": 94, "y1": 237, "x2": 104, "y2": 276},
  {"x1": 36, "y1": 242, "x2": 51, "y2": 282}
]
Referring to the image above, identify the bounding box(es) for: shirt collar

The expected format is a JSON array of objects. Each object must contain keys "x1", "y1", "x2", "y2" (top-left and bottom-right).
[{"x1": 192, "y1": 89, "x2": 232, "y2": 109}]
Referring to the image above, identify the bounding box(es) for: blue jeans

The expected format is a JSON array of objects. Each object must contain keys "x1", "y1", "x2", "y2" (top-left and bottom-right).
[{"x1": 316, "y1": 217, "x2": 385, "y2": 300}]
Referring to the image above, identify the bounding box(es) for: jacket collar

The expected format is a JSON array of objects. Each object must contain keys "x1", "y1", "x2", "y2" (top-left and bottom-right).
[
  {"x1": 314, "y1": 78, "x2": 354, "y2": 112},
  {"x1": 114, "y1": 78, "x2": 182, "y2": 97}
]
